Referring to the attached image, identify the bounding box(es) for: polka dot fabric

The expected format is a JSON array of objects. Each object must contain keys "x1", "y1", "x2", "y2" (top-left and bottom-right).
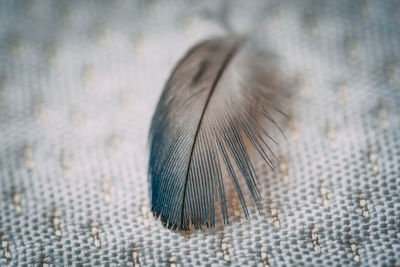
[{"x1": 0, "y1": 0, "x2": 399, "y2": 266}]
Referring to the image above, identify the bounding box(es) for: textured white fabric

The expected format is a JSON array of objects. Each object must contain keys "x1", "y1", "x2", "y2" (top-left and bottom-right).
[{"x1": 0, "y1": 0, "x2": 399, "y2": 266}]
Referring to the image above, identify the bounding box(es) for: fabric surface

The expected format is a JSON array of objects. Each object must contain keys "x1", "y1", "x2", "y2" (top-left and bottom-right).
[{"x1": 0, "y1": 0, "x2": 399, "y2": 266}]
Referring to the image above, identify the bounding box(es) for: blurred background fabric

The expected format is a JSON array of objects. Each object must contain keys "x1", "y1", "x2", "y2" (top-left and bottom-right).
[{"x1": 0, "y1": 0, "x2": 399, "y2": 266}]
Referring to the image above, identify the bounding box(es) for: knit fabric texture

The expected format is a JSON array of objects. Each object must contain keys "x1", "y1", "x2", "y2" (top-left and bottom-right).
[{"x1": 0, "y1": 0, "x2": 399, "y2": 266}]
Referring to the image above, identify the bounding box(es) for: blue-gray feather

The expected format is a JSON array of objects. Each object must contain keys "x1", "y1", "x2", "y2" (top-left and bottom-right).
[{"x1": 148, "y1": 37, "x2": 286, "y2": 230}]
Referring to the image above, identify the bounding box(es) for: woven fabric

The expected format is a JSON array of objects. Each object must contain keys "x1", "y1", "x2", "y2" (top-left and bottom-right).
[{"x1": 0, "y1": 0, "x2": 399, "y2": 266}]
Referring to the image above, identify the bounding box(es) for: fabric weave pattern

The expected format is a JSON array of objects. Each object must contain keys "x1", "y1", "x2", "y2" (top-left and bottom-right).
[{"x1": 0, "y1": 0, "x2": 399, "y2": 266}]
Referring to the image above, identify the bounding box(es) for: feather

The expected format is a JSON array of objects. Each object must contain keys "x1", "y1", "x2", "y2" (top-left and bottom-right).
[{"x1": 148, "y1": 37, "x2": 289, "y2": 230}]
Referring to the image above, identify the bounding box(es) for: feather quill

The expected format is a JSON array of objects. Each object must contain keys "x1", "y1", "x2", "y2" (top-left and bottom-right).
[{"x1": 149, "y1": 37, "x2": 288, "y2": 230}]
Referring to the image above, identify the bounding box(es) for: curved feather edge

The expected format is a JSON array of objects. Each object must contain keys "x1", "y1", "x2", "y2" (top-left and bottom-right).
[{"x1": 148, "y1": 36, "x2": 289, "y2": 230}]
